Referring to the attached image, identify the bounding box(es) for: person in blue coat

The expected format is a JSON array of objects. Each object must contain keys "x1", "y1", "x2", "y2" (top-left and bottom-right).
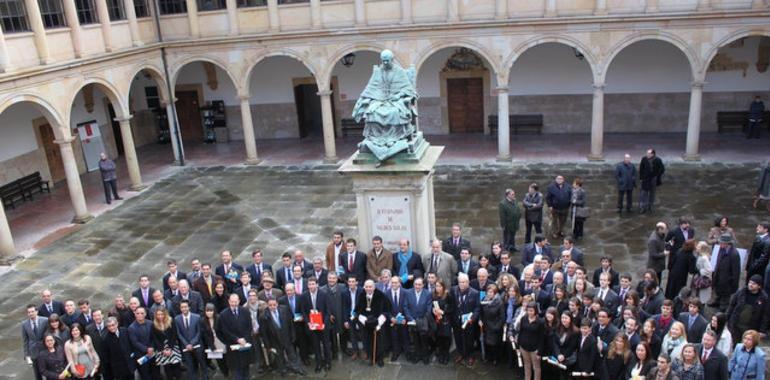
[
  {"x1": 615, "y1": 153, "x2": 637, "y2": 214},
  {"x1": 728, "y1": 329, "x2": 765, "y2": 380},
  {"x1": 404, "y1": 277, "x2": 433, "y2": 364}
]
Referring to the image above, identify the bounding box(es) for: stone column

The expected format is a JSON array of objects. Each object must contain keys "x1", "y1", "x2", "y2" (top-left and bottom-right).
[
  {"x1": 185, "y1": 0, "x2": 200, "y2": 38},
  {"x1": 318, "y1": 90, "x2": 338, "y2": 163},
  {"x1": 496, "y1": 86, "x2": 510, "y2": 161},
  {"x1": 447, "y1": 0, "x2": 459, "y2": 22},
  {"x1": 62, "y1": 0, "x2": 84, "y2": 58},
  {"x1": 24, "y1": 0, "x2": 50, "y2": 64},
  {"x1": 310, "y1": 0, "x2": 321, "y2": 28},
  {"x1": 267, "y1": 0, "x2": 280, "y2": 31},
  {"x1": 0, "y1": 26, "x2": 11, "y2": 72},
  {"x1": 164, "y1": 101, "x2": 185, "y2": 165},
  {"x1": 56, "y1": 137, "x2": 93, "y2": 223},
  {"x1": 123, "y1": 0, "x2": 142, "y2": 46},
  {"x1": 494, "y1": 0, "x2": 507, "y2": 19},
  {"x1": 95, "y1": 0, "x2": 113, "y2": 51},
  {"x1": 684, "y1": 81, "x2": 704, "y2": 161},
  {"x1": 588, "y1": 83, "x2": 605, "y2": 161},
  {"x1": 544, "y1": 0, "x2": 557, "y2": 16},
  {"x1": 226, "y1": 0, "x2": 238, "y2": 35},
  {"x1": 115, "y1": 116, "x2": 146, "y2": 190},
  {"x1": 697, "y1": 0, "x2": 712, "y2": 10},
  {"x1": 594, "y1": 0, "x2": 607, "y2": 15},
  {"x1": 354, "y1": 0, "x2": 365, "y2": 26},
  {"x1": 400, "y1": 0, "x2": 412, "y2": 23},
  {"x1": 239, "y1": 96, "x2": 261, "y2": 165},
  {"x1": 0, "y1": 203, "x2": 14, "y2": 259}
]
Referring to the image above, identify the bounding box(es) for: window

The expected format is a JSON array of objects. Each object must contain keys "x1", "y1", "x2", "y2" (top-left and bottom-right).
[
  {"x1": 145, "y1": 86, "x2": 160, "y2": 110},
  {"x1": 74, "y1": 0, "x2": 97, "y2": 24},
  {"x1": 198, "y1": 0, "x2": 225, "y2": 10},
  {"x1": 158, "y1": 0, "x2": 186, "y2": 14},
  {"x1": 277, "y1": 0, "x2": 308, "y2": 3},
  {"x1": 0, "y1": 0, "x2": 30, "y2": 33},
  {"x1": 236, "y1": 0, "x2": 265, "y2": 8},
  {"x1": 38, "y1": 0, "x2": 66, "y2": 28},
  {"x1": 133, "y1": 0, "x2": 148, "y2": 17},
  {"x1": 107, "y1": 0, "x2": 124, "y2": 20}
]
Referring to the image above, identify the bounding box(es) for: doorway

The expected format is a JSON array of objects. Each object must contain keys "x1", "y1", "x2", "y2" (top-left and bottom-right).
[
  {"x1": 294, "y1": 83, "x2": 323, "y2": 138},
  {"x1": 176, "y1": 90, "x2": 203, "y2": 141},
  {"x1": 107, "y1": 103, "x2": 123, "y2": 156},
  {"x1": 38, "y1": 123, "x2": 66, "y2": 183},
  {"x1": 447, "y1": 77, "x2": 484, "y2": 133}
]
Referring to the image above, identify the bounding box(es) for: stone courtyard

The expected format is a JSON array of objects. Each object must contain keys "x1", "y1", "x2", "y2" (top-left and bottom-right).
[{"x1": 0, "y1": 161, "x2": 767, "y2": 379}]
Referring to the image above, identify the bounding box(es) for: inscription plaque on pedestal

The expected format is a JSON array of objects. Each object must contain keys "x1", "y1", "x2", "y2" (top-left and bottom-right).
[{"x1": 368, "y1": 195, "x2": 413, "y2": 251}]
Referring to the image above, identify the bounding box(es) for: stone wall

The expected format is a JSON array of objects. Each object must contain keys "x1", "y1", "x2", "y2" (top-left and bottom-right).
[
  {"x1": 225, "y1": 103, "x2": 301, "y2": 140},
  {"x1": 0, "y1": 149, "x2": 51, "y2": 184},
  {"x1": 131, "y1": 110, "x2": 160, "y2": 148}
]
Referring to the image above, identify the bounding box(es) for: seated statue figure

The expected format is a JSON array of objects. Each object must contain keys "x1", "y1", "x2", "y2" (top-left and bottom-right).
[{"x1": 352, "y1": 49, "x2": 418, "y2": 164}]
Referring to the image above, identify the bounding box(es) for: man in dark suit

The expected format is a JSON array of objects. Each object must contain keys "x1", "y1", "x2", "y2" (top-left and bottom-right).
[
  {"x1": 521, "y1": 235, "x2": 552, "y2": 267},
  {"x1": 321, "y1": 272, "x2": 345, "y2": 359},
  {"x1": 747, "y1": 222, "x2": 770, "y2": 285},
  {"x1": 76, "y1": 299, "x2": 95, "y2": 327},
  {"x1": 127, "y1": 307, "x2": 158, "y2": 380},
  {"x1": 457, "y1": 248, "x2": 479, "y2": 281},
  {"x1": 279, "y1": 283, "x2": 310, "y2": 364},
  {"x1": 246, "y1": 249, "x2": 273, "y2": 288},
  {"x1": 340, "y1": 238, "x2": 367, "y2": 284},
  {"x1": 665, "y1": 218, "x2": 695, "y2": 267},
  {"x1": 442, "y1": 223, "x2": 472, "y2": 262},
  {"x1": 341, "y1": 276, "x2": 363, "y2": 359},
  {"x1": 275, "y1": 252, "x2": 295, "y2": 291},
  {"x1": 131, "y1": 274, "x2": 155, "y2": 309},
  {"x1": 526, "y1": 276, "x2": 551, "y2": 314},
  {"x1": 174, "y1": 300, "x2": 206, "y2": 380},
  {"x1": 164, "y1": 277, "x2": 180, "y2": 301},
  {"x1": 85, "y1": 309, "x2": 107, "y2": 378},
  {"x1": 451, "y1": 273, "x2": 480, "y2": 367},
  {"x1": 576, "y1": 320, "x2": 601, "y2": 375},
  {"x1": 260, "y1": 298, "x2": 307, "y2": 376},
  {"x1": 301, "y1": 277, "x2": 332, "y2": 372},
  {"x1": 711, "y1": 235, "x2": 741, "y2": 311},
  {"x1": 193, "y1": 263, "x2": 222, "y2": 304},
  {"x1": 595, "y1": 272, "x2": 620, "y2": 318},
  {"x1": 559, "y1": 237, "x2": 584, "y2": 266},
  {"x1": 234, "y1": 271, "x2": 257, "y2": 306},
  {"x1": 641, "y1": 281, "x2": 665, "y2": 316},
  {"x1": 38, "y1": 289, "x2": 65, "y2": 318},
  {"x1": 592, "y1": 309, "x2": 619, "y2": 352},
  {"x1": 173, "y1": 279, "x2": 204, "y2": 315},
  {"x1": 393, "y1": 238, "x2": 424, "y2": 289},
  {"x1": 470, "y1": 268, "x2": 492, "y2": 292},
  {"x1": 613, "y1": 273, "x2": 634, "y2": 306},
  {"x1": 404, "y1": 277, "x2": 432, "y2": 364},
  {"x1": 187, "y1": 258, "x2": 202, "y2": 285},
  {"x1": 162, "y1": 258, "x2": 187, "y2": 291},
  {"x1": 623, "y1": 316, "x2": 642, "y2": 350},
  {"x1": 22, "y1": 304, "x2": 47, "y2": 380},
  {"x1": 215, "y1": 250, "x2": 243, "y2": 293},
  {"x1": 678, "y1": 298, "x2": 707, "y2": 343},
  {"x1": 638, "y1": 148, "x2": 665, "y2": 213},
  {"x1": 355, "y1": 279, "x2": 390, "y2": 367},
  {"x1": 698, "y1": 330, "x2": 729, "y2": 380},
  {"x1": 290, "y1": 265, "x2": 308, "y2": 295},
  {"x1": 385, "y1": 276, "x2": 409, "y2": 362},
  {"x1": 652, "y1": 300, "x2": 675, "y2": 340},
  {"x1": 216, "y1": 294, "x2": 253, "y2": 380},
  {"x1": 497, "y1": 251, "x2": 521, "y2": 281},
  {"x1": 102, "y1": 316, "x2": 135, "y2": 380},
  {"x1": 293, "y1": 249, "x2": 314, "y2": 273},
  {"x1": 61, "y1": 299, "x2": 81, "y2": 327},
  {"x1": 306, "y1": 257, "x2": 329, "y2": 287},
  {"x1": 592, "y1": 256, "x2": 620, "y2": 288}
]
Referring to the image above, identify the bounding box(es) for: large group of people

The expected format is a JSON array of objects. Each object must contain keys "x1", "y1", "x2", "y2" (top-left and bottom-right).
[{"x1": 19, "y1": 148, "x2": 770, "y2": 380}]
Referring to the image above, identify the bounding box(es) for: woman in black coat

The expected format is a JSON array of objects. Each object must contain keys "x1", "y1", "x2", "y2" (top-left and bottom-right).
[
  {"x1": 552, "y1": 311, "x2": 580, "y2": 380},
  {"x1": 605, "y1": 332, "x2": 632, "y2": 380},
  {"x1": 38, "y1": 334, "x2": 68, "y2": 380},
  {"x1": 480, "y1": 284, "x2": 505, "y2": 365},
  {"x1": 517, "y1": 302, "x2": 546, "y2": 380},
  {"x1": 210, "y1": 281, "x2": 230, "y2": 313},
  {"x1": 201, "y1": 303, "x2": 229, "y2": 376},
  {"x1": 430, "y1": 279, "x2": 455, "y2": 365},
  {"x1": 665, "y1": 239, "x2": 697, "y2": 300},
  {"x1": 151, "y1": 308, "x2": 182, "y2": 380}
]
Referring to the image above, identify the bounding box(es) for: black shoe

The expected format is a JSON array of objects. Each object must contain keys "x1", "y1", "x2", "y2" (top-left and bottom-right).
[
  {"x1": 391, "y1": 353, "x2": 399, "y2": 362},
  {"x1": 106, "y1": 201, "x2": 112, "y2": 204},
  {"x1": 325, "y1": 363, "x2": 331, "y2": 371},
  {"x1": 115, "y1": 197, "x2": 123, "y2": 200},
  {"x1": 376, "y1": 359, "x2": 384, "y2": 367},
  {"x1": 302, "y1": 358, "x2": 311, "y2": 366},
  {"x1": 294, "y1": 368, "x2": 307, "y2": 376},
  {"x1": 511, "y1": 247, "x2": 519, "y2": 252},
  {"x1": 343, "y1": 348, "x2": 354, "y2": 356},
  {"x1": 315, "y1": 365, "x2": 322, "y2": 373},
  {"x1": 423, "y1": 356, "x2": 431, "y2": 365},
  {"x1": 279, "y1": 370, "x2": 288, "y2": 376}
]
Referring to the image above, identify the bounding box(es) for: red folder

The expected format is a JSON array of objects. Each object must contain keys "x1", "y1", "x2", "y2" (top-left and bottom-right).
[{"x1": 309, "y1": 310, "x2": 325, "y2": 330}]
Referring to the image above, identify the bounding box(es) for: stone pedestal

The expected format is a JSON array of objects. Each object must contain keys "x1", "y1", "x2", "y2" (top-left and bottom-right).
[{"x1": 339, "y1": 146, "x2": 443, "y2": 256}]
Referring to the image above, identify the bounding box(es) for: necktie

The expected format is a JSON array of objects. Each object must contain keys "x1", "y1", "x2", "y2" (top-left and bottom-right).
[
  {"x1": 348, "y1": 254, "x2": 354, "y2": 272},
  {"x1": 85, "y1": 315, "x2": 90, "y2": 324},
  {"x1": 312, "y1": 293, "x2": 316, "y2": 309},
  {"x1": 620, "y1": 288, "x2": 626, "y2": 299},
  {"x1": 394, "y1": 291, "x2": 398, "y2": 308},
  {"x1": 47, "y1": 304, "x2": 52, "y2": 314},
  {"x1": 296, "y1": 280, "x2": 301, "y2": 294},
  {"x1": 233, "y1": 308, "x2": 238, "y2": 317},
  {"x1": 454, "y1": 238, "x2": 459, "y2": 247},
  {"x1": 416, "y1": 292, "x2": 420, "y2": 305},
  {"x1": 143, "y1": 290, "x2": 148, "y2": 306},
  {"x1": 431, "y1": 256, "x2": 438, "y2": 273},
  {"x1": 207, "y1": 278, "x2": 212, "y2": 295},
  {"x1": 273, "y1": 311, "x2": 281, "y2": 328},
  {"x1": 31, "y1": 320, "x2": 36, "y2": 334},
  {"x1": 256, "y1": 265, "x2": 261, "y2": 278},
  {"x1": 503, "y1": 266, "x2": 508, "y2": 273},
  {"x1": 702, "y1": 350, "x2": 709, "y2": 362},
  {"x1": 600, "y1": 289, "x2": 605, "y2": 300},
  {"x1": 185, "y1": 316, "x2": 189, "y2": 330},
  {"x1": 287, "y1": 268, "x2": 292, "y2": 282}
]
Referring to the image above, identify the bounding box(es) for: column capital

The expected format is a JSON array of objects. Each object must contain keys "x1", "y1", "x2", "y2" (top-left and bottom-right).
[
  {"x1": 114, "y1": 115, "x2": 133, "y2": 123},
  {"x1": 593, "y1": 83, "x2": 606, "y2": 91},
  {"x1": 317, "y1": 90, "x2": 333, "y2": 97},
  {"x1": 691, "y1": 81, "x2": 705, "y2": 89},
  {"x1": 161, "y1": 98, "x2": 178, "y2": 107},
  {"x1": 54, "y1": 136, "x2": 76, "y2": 145},
  {"x1": 495, "y1": 86, "x2": 509, "y2": 94}
]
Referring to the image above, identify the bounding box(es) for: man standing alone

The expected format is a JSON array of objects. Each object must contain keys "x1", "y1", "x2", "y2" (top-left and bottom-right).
[
  {"x1": 747, "y1": 95, "x2": 765, "y2": 139},
  {"x1": 639, "y1": 149, "x2": 664, "y2": 213},
  {"x1": 99, "y1": 152, "x2": 123, "y2": 204},
  {"x1": 546, "y1": 176, "x2": 571, "y2": 239},
  {"x1": 615, "y1": 154, "x2": 636, "y2": 214},
  {"x1": 499, "y1": 188, "x2": 521, "y2": 253}
]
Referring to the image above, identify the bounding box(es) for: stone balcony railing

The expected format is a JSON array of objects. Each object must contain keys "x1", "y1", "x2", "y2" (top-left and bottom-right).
[{"x1": 0, "y1": 0, "x2": 766, "y2": 75}]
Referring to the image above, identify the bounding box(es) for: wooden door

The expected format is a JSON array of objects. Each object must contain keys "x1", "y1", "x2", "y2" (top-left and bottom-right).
[
  {"x1": 39, "y1": 123, "x2": 65, "y2": 183},
  {"x1": 447, "y1": 77, "x2": 484, "y2": 133},
  {"x1": 175, "y1": 91, "x2": 203, "y2": 141}
]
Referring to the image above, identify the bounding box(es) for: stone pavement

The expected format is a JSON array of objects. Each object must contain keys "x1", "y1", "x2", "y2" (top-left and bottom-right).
[{"x1": 0, "y1": 162, "x2": 768, "y2": 379}]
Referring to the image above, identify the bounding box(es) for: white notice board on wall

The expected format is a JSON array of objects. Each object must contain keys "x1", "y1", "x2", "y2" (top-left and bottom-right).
[{"x1": 77, "y1": 121, "x2": 106, "y2": 172}]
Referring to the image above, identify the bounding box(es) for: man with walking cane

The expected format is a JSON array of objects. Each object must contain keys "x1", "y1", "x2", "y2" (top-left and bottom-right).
[{"x1": 355, "y1": 280, "x2": 390, "y2": 367}]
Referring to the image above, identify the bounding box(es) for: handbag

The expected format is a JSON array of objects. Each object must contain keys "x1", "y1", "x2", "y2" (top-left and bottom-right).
[
  {"x1": 155, "y1": 344, "x2": 183, "y2": 366},
  {"x1": 575, "y1": 207, "x2": 590, "y2": 219},
  {"x1": 72, "y1": 363, "x2": 86, "y2": 378},
  {"x1": 691, "y1": 274, "x2": 711, "y2": 290}
]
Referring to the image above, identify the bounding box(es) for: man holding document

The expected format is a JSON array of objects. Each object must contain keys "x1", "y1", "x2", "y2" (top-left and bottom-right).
[{"x1": 216, "y1": 294, "x2": 252, "y2": 380}]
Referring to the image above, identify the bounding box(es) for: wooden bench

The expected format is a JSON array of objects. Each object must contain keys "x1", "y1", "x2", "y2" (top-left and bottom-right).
[
  {"x1": 341, "y1": 118, "x2": 365, "y2": 137},
  {"x1": 488, "y1": 114, "x2": 544, "y2": 136},
  {"x1": 717, "y1": 111, "x2": 770, "y2": 133},
  {"x1": 0, "y1": 181, "x2": 25, "y2": 209},
  {"x1": 18, "y1": 172, "x2": 50, "y2": 200}
]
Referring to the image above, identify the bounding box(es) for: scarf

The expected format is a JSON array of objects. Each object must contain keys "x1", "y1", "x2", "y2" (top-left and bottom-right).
[{"x1": 397, "y1": 249, "x2": 413, "y2": 283}]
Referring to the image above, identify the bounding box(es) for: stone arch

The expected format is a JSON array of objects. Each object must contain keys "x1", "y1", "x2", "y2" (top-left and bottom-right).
[
  {"x1": 600, "y1": 31, "x2": 699, "y2": 84},
  {"x1": 240, "y1": 48, "x2": 319, "y2": 94},
  {"x1": 68, "y1": 77, "x2": 130, "y2": 121},
  {"x1": 702, "y1": 28, "x2": 770, "y2": 74},
  {"x1": 504, "y1": 35, "x2": 598, "y2": 83},
  {"x1": 125, "y1": 63, "x2": 170, "y2": 106},
  {"x1": 169, "y1": 55, "x2": 240, "y2": 96},
  {"x1": 414, "y1": 39, "x2": 501, "y2": 77},
  {"x1": 0, "y1": 94, "x2": 67, "y2": 138},
  {"x1": 321, "y1": 43, "x2": 399, "y2": 89}
]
